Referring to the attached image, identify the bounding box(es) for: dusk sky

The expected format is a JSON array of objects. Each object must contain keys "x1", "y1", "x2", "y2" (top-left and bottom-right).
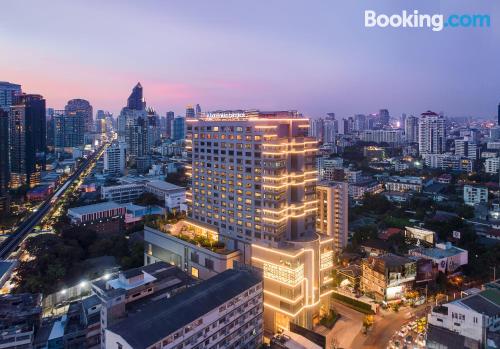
[{"x1": 1, "y1": 0, "x2": 499, "y2": 119}]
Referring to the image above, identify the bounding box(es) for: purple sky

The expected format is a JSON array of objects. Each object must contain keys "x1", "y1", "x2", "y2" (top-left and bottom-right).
[{"x1": 1, "y1": 0, "x2": 499, "y2": 119}]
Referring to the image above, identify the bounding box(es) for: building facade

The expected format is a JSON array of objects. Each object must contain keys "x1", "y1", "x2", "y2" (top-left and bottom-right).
[
  {"x1": 418, "y1": 111, "x2": 446, "y2": 155},
  {"x1": 65, "y1": 98, "x2": 93, "y2": 133},
  {"x1": 104, "y1": 268, "x2": 263, "y2": 349},
  {"x1": 316, "y1": 181, "x2": 348, "y2": 251},
  {"x1": 9, "y1": 94, "x2": 46, "y2": 188},
  {"x1": 104, "y1": 142, "x2": 126, "y2": 175}
]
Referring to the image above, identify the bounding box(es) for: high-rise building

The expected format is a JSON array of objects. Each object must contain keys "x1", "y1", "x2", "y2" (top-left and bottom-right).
[
  {"x1": 379, "y1": 109, "x2": 390, "y2": 126},
  {"x1": 323, "y1": 114, "x2": 337, "y2": 143},
  {"x1": 185, "y1": 105, "x2": 195, "y2": 119},
  {"x1": 0, "y1": 81, "x2": 21, "y2": 112},
  {"x1": 498, "y1": 102, "x2": 500, "y2": 126},
  {"x1": 354, "y1": 114, "x2": 367, "y2": 131},
  {"x1": 308, "y1": 118, "x2": 324, "y2": 140},
  {"x1": 186, "y1": 110, "x2": 334, "y2": 332},
  {"x1": 126, "y1": 82, "x2": 145, "y2": 111},
  {"x1": 316, "y1": 181, "x2": 348, "y2": 252},
  {"x1": 54, "y1": 110, "x2": 85, "y2": 149},
  {"x1": 418, "y1": 111, "x2": 446, "y2": 155},
  {"x1": 104, "y1": 141, "x2": 126, "y2": 175},
  {"x1": 46, "y1": 108, "x2": 55, "y2": 148},
  {"x1": 0, "y1": 110, "x2": 10, "y2": 212},
  {"x1": 172, "y1": 116, "x2": 185, "y2": 141},
  {"x1": 195, "y1": 103, "x2": 201, "y2": 117},
  {"x1": 9, "y1": 94, "x2": 46, "y2": 188},
  {"x1": 65, "y1": 99, "x2": 93, "y2": 133},
  {"x1": 404, "y1": 115, "x2": 419, "y2": 143},
  {"x1": 165, "y1": 111, "x2": 174, "y2": 138}
]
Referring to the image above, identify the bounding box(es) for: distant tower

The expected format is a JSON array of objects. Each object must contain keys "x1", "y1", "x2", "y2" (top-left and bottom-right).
[
  {"x1": 0, "y1": 81, "x2": 22, "y2": 112},
  {"x1": 195, "y1": 104, "x2": 202, "y2": 118},
  {"x1": 497, "y1": 102, "x2": 500, "y2": 126},
  {"x1": 127, "y1": 83, "x2": 146, "y2": 111},
  {"x1": 418, "y1": 111, "x2": 446, "y2": 155},
  {"x1": 165, "y1": 111, "x2": 175, "y2": 138},
  {"x1": 65, "y1": 98, "x2": 93, "y2": 133},
  {"x1": 186, "y1": 105, "x2": 195, "y2": 119},
  {"x1": 9, "y1": 94, "x2": 46, "y2": 188},
  {"x1": 379, "y1": 109, "x2": 390, "y2": 126}
]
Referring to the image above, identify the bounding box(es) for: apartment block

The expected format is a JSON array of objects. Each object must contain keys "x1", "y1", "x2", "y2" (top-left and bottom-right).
[
  {"x1": 104, "y1": 268, "x2": 263, "y2": 349},
  {"x1": 463, "y1": 185, "x2": 488, "y2": 206}
]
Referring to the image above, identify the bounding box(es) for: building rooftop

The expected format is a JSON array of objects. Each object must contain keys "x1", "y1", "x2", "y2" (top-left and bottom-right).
[
  {"x1": 411, "y1": 243, "x2": 466, "y2": 259},
  {"x1": 108, "y1": 268, "x2": 261, "y2": 349},
  {"x1": 146, "y1": 179, "x2": 184, "y2": 191},
  {"x1": 68, "y1": 201, "x2": 123, "y2": 215},
  {"x1": 456, "y1": 289, "x2": 500, "y2": 318},
  {"x1": 426, "y1": 324, "x2": 478, "y2": 349}
]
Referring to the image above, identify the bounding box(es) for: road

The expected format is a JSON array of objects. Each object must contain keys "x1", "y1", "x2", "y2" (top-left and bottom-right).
[
  {"x1": 0, "y1": 145, "x2": 106, "y2": 259},
  {"x1": 329, "y1": 300, "x2": 427, "y2": 349}
]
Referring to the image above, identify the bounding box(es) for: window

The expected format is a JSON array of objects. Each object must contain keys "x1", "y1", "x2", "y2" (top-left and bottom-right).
[
  {"x1": 191, "y1": 267, "x2": 199, "y2": 278},
  {"x1": 205, "y1": 258, "x2": 214, "y2": 270}
]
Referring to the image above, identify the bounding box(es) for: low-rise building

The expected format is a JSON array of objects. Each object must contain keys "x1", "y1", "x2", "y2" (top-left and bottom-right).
[
  {"x1": 428, "y1": 288, "x2": 500, "y2": 346},
  {"x1": 409, "y1": 242, "x2": 468, "y2": 274},
  {"x1": 92, "y1": 262, "x2": 195, "y2": 348},
  {"x1": 464, "y1": 185, "x2": 488, "y2": 206},
  {"x1": 144, "y1": 180, "x2": 185, "y2": 212},
  {"x1": 68, "y1": 202, "x2": 126, "y2": 224},
  {"x1": 101, "y1": 183, "x2": 144, "y2": 204},
  {"x1": 104, "y1": 268, "x2": 263, "y2": 349},
  {"x1": 144, "y1": 220, "x2": 241, "y2": 280},
  {"x1": 361, "y1": 254, "x2": 416, "y2": 301},
  {"x1": 0, "y1": 293, "x2": 43, "y2": 349},
  {"x1": 384, "y1": 176, "x2": 424, "y2": 192},
  {"x1": 485, "y1": 157, "x2": 500, "y2": 174},
  {"x1": 348, "y1": 180, "x2": 384, "y2": 199},
  {"x1": 405, "y1": 226, "x2": 436, "y2": 245}
]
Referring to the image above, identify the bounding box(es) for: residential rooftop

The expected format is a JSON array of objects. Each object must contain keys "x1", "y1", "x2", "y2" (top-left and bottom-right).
[
  {"x1": 454, "y1": 289, "x2": 500, "y2": 318},
  {"x1": 146, "y1": 179, "x2": 184, "y2": 191},
  {"x1": 411, "y1": 243, "x2": 466, "y2": 259},
  {"x1": 68, "y1": 201, "x2": 124, "y2": 215},
  {"x1": 108, "y1": 268, "x2": 261, "y2": 349}
]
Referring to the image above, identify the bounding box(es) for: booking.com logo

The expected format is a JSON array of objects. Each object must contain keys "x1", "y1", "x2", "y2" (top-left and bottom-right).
[{"x1": 365, "y1": 10, "x2": 491, "y2": 31}]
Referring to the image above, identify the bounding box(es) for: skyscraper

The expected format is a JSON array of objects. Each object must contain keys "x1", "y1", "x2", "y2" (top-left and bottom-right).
[
  {"x1": 185, "y1": 105, "x2": 195, "y2": 119},
  {"x1": 0, "y1": 110, "x2": 9, "y2": 213},
  {"x1": 54, "y1": 109, "x2": 85, "y2": 149},
  {"x1": 379, "y1": 109, "x2": 390, "y2": 126},
  {"x1": 0, "y1": 111, "x2": 10, "y2": 191},
  {"x1": 65, "y1": 99, "x2": 93, "y2": 133},
  {"x1": 498, "y1": 102, "x2": 500, "y2": 126},
  {"x1": 316, "y1": 181, "x2": 348, "y2": 251},
  {"x1": 172, "y1": 116, "x2": 185, "y2": 141},
  {"x1": 354, "y1": 114, "x2": 367, "y2": 131},
  {"x1": 165, "y1": 111, "x2": 174, "y2": 138},
  {"x1": 127, "y1": 82, "x2": 145, "y2": 111},
  {"x1": 418, "y1": 111, "x2": 446, "y2": 155},
  {"x1": 0, "y1": 81, "x2": 21, "y2": 112},
  {"x1": 195, "y1": 103, "x2": 201, "y2": 117},
  {"x1": 186, "y1": 110, "x2": 334, "y2": 332},
  {"x1": 405, "y1": 115, "x2": 419, "y2": 143},
  {"x1": 9, "y1": 94, "x2": 46, "y2": 188}
]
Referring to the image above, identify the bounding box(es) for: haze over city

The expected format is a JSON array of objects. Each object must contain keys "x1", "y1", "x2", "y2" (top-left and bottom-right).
[{"x1": 1, "y1": 0, "x2": 499, "y2": 118}]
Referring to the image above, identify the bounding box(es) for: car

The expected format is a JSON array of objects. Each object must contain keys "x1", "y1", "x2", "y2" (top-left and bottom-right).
[{"x1": 405, "y1": 335, "x2": 413, "y2": 344}]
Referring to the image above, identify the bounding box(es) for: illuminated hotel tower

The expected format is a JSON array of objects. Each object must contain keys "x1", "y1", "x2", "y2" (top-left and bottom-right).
[{"x1": 186, "y1": 110, "x2": 335, "y2": 332}]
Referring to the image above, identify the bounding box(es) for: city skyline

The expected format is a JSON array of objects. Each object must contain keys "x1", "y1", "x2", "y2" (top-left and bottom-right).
[{"x1": 1, "y1": 0, "x2": 499, "y2": 118}]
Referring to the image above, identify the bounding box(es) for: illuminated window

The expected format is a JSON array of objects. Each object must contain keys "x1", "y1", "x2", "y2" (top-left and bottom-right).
[{"x1": 191, "y1": 267, "x2": 199, "y2": 278}]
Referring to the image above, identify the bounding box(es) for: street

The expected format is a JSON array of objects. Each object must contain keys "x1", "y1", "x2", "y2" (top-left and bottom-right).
[{"x1": 330, "y1": 300, "x2": 427, "y2": 349}]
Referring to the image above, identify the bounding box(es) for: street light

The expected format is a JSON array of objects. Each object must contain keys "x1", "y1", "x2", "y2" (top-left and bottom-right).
[
  {"x1": 103, "y1": 273, "x2": 111, "y2": 280},
  {"x1": 79, "y1": 281, "x2": 88, "y2": 288},
  {"x1": 60, "y1": 288, "x2": 67, "y2": 295}
]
